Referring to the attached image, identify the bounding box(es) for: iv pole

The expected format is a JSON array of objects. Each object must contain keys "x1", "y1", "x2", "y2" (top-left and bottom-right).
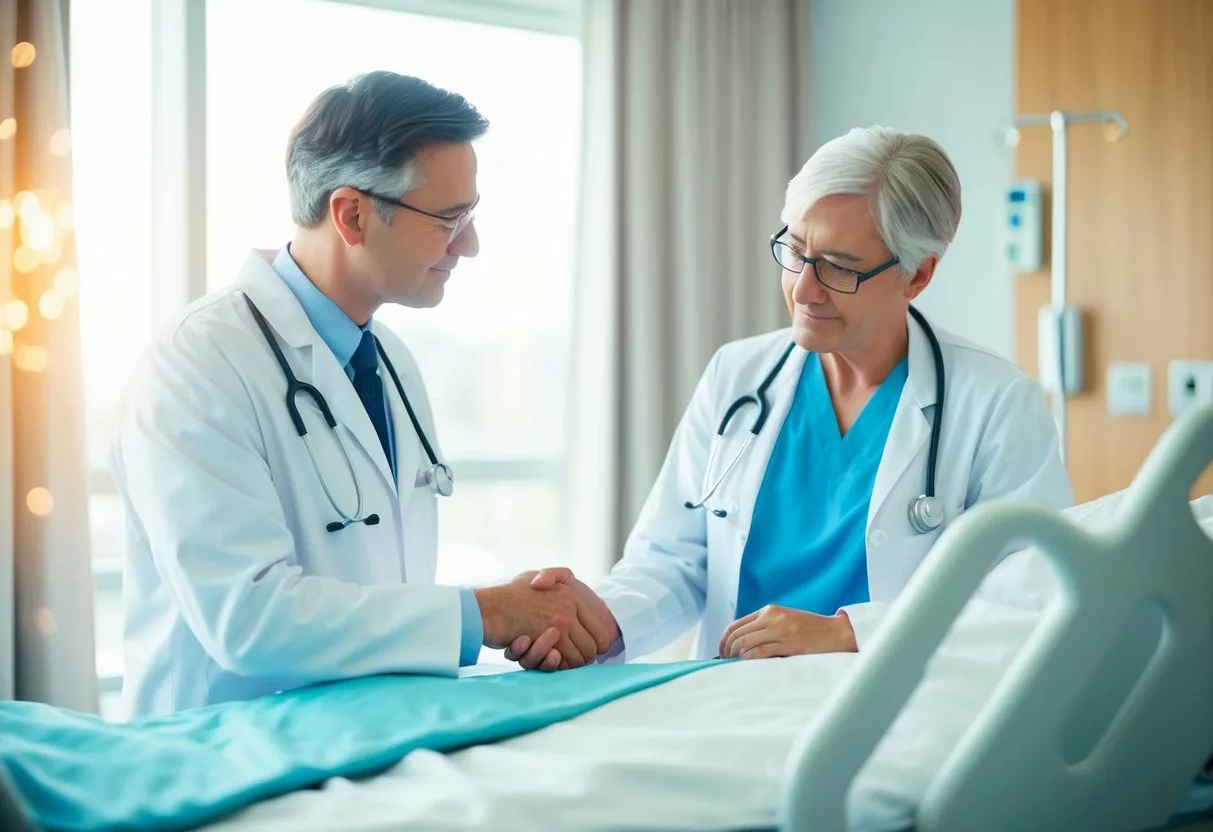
[{"x1": 1004, "y1": 109, "x2": 1129, "y2": 462}]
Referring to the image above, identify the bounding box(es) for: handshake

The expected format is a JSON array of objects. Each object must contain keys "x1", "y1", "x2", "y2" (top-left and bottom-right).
[{"x1": 473, "y1": 567, "x2": 620, "y2": 671}]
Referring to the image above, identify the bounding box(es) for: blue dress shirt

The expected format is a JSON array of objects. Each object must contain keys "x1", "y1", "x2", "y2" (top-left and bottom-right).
[
  {"x1": 271, "y1": 246, "x2": 483, "y2": 666},
  {"x1": 735, "y1": 352, "x2": 908, "y2": 619}
]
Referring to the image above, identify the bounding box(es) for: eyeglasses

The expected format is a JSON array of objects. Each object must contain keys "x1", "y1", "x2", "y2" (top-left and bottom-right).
[
  {"x1": 355, "y1": 188, "x2": 479, "y2": 238},
  {"x1": 769, "y1": 224, "x2": 900, "y2": 294}
]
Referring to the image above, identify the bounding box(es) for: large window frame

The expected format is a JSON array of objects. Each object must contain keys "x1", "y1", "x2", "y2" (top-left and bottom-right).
[{"x1": 85, "y1": 0, "x2": 584, "y2": 706}]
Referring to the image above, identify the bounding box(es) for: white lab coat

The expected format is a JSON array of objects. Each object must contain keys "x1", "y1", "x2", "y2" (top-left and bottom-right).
[
  {"x1": 596, "y1": 315, "x2": 1075, "y2": 660},
  {"x1": 111, "y1": 251, "x2": 460, "y2": 717}
]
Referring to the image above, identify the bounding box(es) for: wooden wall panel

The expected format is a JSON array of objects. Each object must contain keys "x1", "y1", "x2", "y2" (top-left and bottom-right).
[{"x1": 1015, "y1": 0, "x2": 1213, "y2": 502}]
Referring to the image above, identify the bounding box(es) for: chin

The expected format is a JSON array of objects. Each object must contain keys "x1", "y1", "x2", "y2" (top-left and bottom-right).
[
  {"x1": 390, "y1": 275, "x2": 447, "y2": 309},
  {"x1": 792, "y1": 321, "x2": 839, "y2": 354}
]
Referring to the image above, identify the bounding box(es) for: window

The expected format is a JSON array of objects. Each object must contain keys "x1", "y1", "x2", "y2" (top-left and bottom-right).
[
  {"x1": 69, "y1": 0, "x2": 154, "y2": 719},
  {"x1": 72, "y1": 0, "x2": 582, "y2": 718},
  {"x1": 206, "y1": 0, "x2": 582, "y2": 589}
]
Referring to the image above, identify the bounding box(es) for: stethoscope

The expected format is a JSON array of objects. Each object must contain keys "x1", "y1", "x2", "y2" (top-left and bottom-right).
[
  {"x1": 684, "y1": 306, "x2": 946, "y2": 534},
  {"x1": 244, "y1": 295, "x2": 453, "y2": 534}
]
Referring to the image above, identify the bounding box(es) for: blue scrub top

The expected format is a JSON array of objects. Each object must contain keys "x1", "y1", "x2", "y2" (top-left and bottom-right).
[{"x1": 734, "y1": 352, "x2": 908, "y2": 619}]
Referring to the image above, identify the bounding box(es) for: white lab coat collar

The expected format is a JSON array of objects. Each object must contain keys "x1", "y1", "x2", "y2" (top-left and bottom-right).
[
  {"x1": 237, "y1": 250, "x2": 399, "y2": 495},
  {"x1": 870, "y1": 312, "x2": 939, "y2": 527},
  {"x1": 733, "y1": 311, "x2": 938, "y2": 530}
]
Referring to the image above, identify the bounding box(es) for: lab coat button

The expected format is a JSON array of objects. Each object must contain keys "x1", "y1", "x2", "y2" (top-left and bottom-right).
[{"x1": 869, "y1": 529, "x2": 889, "y2": 547}]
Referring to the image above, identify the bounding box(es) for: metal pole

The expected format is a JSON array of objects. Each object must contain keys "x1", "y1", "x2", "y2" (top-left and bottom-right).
[
  {"x1": 1004, "y1": 109, "x2": 1128, "y2": 467},
  {"x1": 1050, "y1": 110, "x2": 1069, "y2": 459}
]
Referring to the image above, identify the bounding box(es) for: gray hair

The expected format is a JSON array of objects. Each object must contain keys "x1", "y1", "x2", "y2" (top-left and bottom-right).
[
  {"x1": 286, "y1": 71, "x2": 489, "y2": 227},
  {"x1": 781, "y1": 126, "x2": 962, "y2": 273}
]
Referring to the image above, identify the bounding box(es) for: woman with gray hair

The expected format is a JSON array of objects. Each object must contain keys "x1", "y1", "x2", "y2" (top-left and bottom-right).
[{"x1": 510, "y1": 126, "x2": 1075, "y2": 668}]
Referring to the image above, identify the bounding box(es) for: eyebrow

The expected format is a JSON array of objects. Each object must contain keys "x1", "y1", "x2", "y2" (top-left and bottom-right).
[{"x1": 787, "y1": 232, "x2": 862, "y2": 263}]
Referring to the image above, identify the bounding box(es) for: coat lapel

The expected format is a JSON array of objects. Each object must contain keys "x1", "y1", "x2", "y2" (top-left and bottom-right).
[
  {"x1": 867, "y1": 312, "x2": 937, "y2": 528},
  {"x1": 238, "y1": 250, "x2": 398, "y2": 496},
  {"x1": 732, "y1": 343, "x2": 809, "y2": 526},
  {"x1": 374, "y1": 328, "x2": 422, "y2": 506}
]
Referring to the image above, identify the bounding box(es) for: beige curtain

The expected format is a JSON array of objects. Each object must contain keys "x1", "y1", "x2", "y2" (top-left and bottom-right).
[
  {"x1": 0, "y1": 0, "x2": 97, "y2": 710},
  {"x1": 567, "y1": 0, "x2": 813, "y2": 577}
]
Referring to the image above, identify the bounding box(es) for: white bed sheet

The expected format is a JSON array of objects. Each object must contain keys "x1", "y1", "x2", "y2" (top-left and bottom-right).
[
  {"x1": 201, "y1": 601, "x2": 1044, "y2": 831},
  {"x1": 207, "y1": 498, "x2": 1213, "y2": 832}
]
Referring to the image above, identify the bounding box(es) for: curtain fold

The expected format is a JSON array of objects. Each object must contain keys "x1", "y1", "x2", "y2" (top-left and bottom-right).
[
  {"x1": 1, "y1": 0, "x2": 97, "y2": 711},
  {"x1": 567, "y1": 0, "x2": 813, "y2": 578}
]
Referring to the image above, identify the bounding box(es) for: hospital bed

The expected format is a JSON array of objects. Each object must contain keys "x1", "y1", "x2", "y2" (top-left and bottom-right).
[{"x1": 4, "y1": 405, "x2": 1213, "y2": 832}]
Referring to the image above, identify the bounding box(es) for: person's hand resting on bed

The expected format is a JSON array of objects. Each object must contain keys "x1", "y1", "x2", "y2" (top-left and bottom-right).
[
  {"x1": 718, "y1": 605, "x2": 857, "y2": 660},
  {"x1": 475, "y1": 570, "x2": 616, "y2": 671},
  {"x1": 501, "y1": 567, "x2": 620, "y2": 671}
]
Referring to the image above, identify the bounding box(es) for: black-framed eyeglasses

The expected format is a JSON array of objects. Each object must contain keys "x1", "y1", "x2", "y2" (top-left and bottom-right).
[
  {"x1": 354, "y1": 188, "x2": 479, "y2": 237},
  {"x1": 769, "y1": 224, "x2": 900, "y2": 295}
]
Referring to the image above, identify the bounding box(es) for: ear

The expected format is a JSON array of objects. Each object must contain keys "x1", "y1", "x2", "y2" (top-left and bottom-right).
[
  {"x1": 904, "y1": 253, "x2": 939, "y2": 301},
  {"x1": 329, "y1": 187, "x2": 367, "y2": 247}
]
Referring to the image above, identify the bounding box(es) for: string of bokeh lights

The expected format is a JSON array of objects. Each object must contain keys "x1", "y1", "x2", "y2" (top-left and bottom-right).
[{"x1": 2, "y1": 39, "x2": 75, "y2": 524}]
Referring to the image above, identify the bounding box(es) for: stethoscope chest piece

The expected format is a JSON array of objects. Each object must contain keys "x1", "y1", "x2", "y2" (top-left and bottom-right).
[
  {"x1": 907, "y1": 494, "x2": 944, "y2": 534},
  {"x1": 422, "y1": 463, "x2": 454, "y2": 498}
]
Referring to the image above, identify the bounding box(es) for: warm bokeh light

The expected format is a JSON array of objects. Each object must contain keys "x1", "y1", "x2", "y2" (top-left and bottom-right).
[
  {"x1": 49, "y1": 128, "x2": 72, "y2": 157},
  {"x1": 11, "y1": 42, "x2": 36, "y2": 69},
  {"x1": 39, "y1": 289, "x2": 65, "y2": 320},
  {"x1": 2, "y1": 299, "x2": 30, "y2": 331},
  {"x1": 0, "y1": 117, "x2": 14, "y2": 141},
  {"x1": 56, "y1": 202, "x2": 74, "y2": 231},
  {"x1": 26, "y1": 487, "x2": 55, "y2": 516},
  {"x1": 55, "y1": 267, "x2": 79, "y2": 297},
  {"x1": 14, "y1": 344, "x2": 49, "y2": 373},
  {"x1": 33, "y1": 608, "x2": 57, "y2": 637},
  {"x1": 0, "y1": 330, "x2": 12, "y2": 355},
  {"x1": 13, "y1": 244, "x2": 41, "y2": 273},
  {"x1": 0, "y1": 199, "x2": 13, "y2": 229},
  {"x1": 24, "y1": 211, "x2": 56, "y2": 251},
  {"x1": 14, "y1": 190, "x2": 39, "y2": 219},
  {"x1": 39, "y1": 239, "x2": 64, "y2": 265}
]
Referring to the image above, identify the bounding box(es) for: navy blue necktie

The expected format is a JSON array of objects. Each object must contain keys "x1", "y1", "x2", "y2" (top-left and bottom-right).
[{"x1": 349, "y1": 331, "x2": 392, "y2": 468}]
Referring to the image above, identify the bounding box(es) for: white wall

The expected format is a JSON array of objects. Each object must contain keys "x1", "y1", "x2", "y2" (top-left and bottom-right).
[{"x1": 809, "y1": 0, "x2": 1016, "y2": 359}]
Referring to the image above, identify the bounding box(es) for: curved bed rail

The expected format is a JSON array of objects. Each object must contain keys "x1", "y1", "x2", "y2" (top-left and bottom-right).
[{"x1": 779, "y1": 404, "x2": 1213, "y2": 832}]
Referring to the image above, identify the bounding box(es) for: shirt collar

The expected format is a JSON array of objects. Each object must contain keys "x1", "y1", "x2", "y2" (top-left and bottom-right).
[{"x1": 271, "y1": 245, "x2": 369, "y2": 369}]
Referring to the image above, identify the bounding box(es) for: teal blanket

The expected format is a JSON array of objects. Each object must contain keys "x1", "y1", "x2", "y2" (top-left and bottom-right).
[{"x1": 1, "y1": 660, "x2": 712, "y2": 832}]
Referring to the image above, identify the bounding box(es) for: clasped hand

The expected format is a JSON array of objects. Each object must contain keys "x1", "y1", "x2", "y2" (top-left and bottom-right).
[{"x1": 475, "y1": 568, "x2": 619, "y2": 672}]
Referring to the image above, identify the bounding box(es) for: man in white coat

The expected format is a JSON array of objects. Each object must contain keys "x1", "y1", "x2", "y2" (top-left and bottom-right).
[
  {"x1": 507, "y1": 126, "x2": 1075, "y2": 667},
  {"x1": 111, "y1": 72, "x2": 612, "y2": 717}
]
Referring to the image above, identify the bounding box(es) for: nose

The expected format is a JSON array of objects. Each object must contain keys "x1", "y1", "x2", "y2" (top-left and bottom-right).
[
  {"x1": 791, "y1": 266, "x2": 828, "y2": 306},
  {"x1": 448, "y1": 218, "x2": 479, "y2": 258}
]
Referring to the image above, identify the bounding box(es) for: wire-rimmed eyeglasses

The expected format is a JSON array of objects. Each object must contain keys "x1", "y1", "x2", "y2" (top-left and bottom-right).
[{"x1": 355, "y1": 188, "x2": 479, "y2": 238}]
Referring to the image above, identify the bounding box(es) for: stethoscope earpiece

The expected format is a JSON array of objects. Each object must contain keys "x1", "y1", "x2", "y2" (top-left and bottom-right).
[{"x1": 325, "y1": 514, "x2": 381, "y2": 534}]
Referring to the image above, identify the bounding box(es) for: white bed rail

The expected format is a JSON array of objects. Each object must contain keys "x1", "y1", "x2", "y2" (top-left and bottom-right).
[{"x1": 780, "y1": 404, "x2": 1213, "y2": 832}]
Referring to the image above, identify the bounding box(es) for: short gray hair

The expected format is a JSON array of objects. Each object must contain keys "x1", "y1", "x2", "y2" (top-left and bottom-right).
[
  {"x1": 781, "y1": 126, "x2": 962, "y2": 273},
  {"x1": 286, "y1": 71, "x2": 489, "y2": 227}
]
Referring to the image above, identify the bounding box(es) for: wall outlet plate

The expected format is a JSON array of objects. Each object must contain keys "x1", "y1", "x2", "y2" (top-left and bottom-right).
[
  {"x1": 1168, "y1": 360, "x2": 1213, "y2": 416},
  {"x1": 1107, "y1": 362, "x2": 1151, "y2": 417}
]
